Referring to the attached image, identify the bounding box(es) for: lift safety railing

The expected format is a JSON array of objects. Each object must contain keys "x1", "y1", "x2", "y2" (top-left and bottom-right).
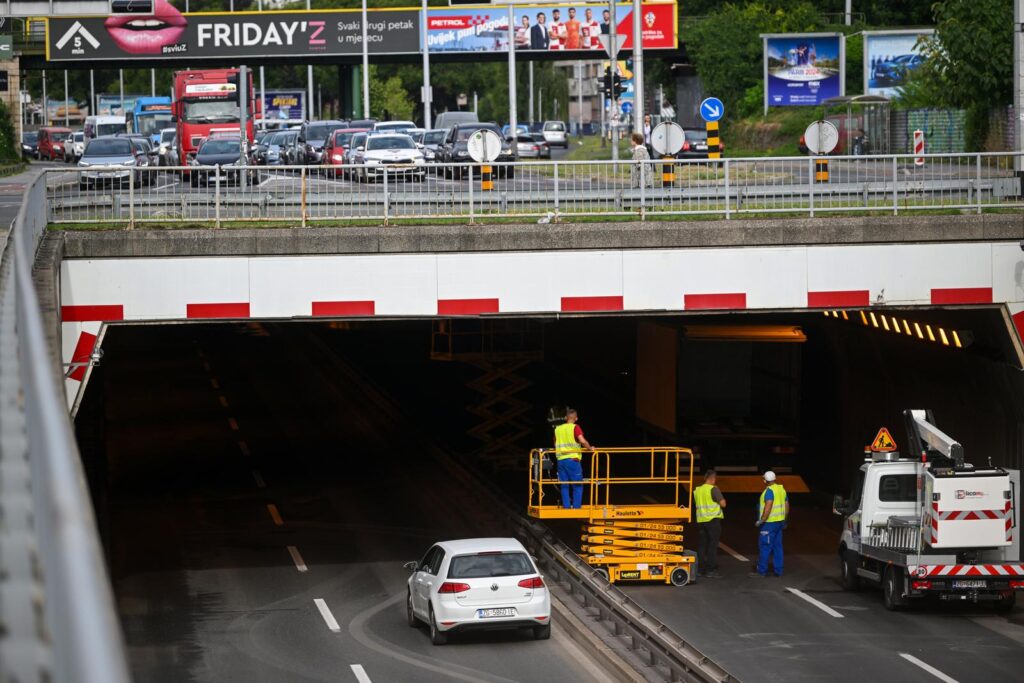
[
  {"x1": 43, "y1": 151, "x2": 1024, "y2": 228},
  {"x1": 0, "y1": 171, "x2": 130, "y2": 683},
  {"x1": 529, "y1": 446, "x2": 695, "y2": 516}
]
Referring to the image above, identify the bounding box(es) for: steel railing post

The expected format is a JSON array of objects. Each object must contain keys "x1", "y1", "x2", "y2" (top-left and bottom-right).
[
  {"x1": 976, "y1": 153, "x2": 983, "y2": 214},
  {"x1": 214, "y1": 164, "x2": 221, "y2": 229},
  {"x1": 128, "y1": 166, "x2": 135, "y2": 230},
  {"x1": 807, "y1": 157, "x2": 814, "y2": 218},
  {"x1": 300, "y1": 166, "x2": 307, "y2": 228},
  {"x1": 468, "y1": 166, "x2": 475, "y2": 225},
  {"x1": 892, "y1": 156, "x2": 899, "y2": 215},
  {"x1": 553, "y1": 162, "x2": 559, "y2": 221},
  {"x1": 723, "y1": 158, "x2": 731, "y2": 219},
  {"x1": 383, "y1": 168, "x2": 390, "y2": 226}
]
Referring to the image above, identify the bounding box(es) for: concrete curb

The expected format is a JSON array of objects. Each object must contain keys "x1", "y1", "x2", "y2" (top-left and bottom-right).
[{"x1": 550, "y1": 591, "x2": 647, "y2": 683}]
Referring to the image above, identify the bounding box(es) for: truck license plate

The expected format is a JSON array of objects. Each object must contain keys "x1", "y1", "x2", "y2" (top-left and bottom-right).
[
  {"x1": 952, "y1": 580, "x2": 986, "y2": 589},
  {"x1": 478, "y1": 608, "x2": 515, "y2": 618}
]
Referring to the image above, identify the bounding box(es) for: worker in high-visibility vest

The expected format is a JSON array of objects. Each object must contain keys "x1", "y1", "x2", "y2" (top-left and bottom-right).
[
  {"x1": 750, "y1": 471, "x2": 788, "y2": 578},
  {"x1": 553, "y1": 408, "x2": 591, "y2": 509},
  {"x1": 693, "y1": 470, "x2": 727, "y2": 579}
]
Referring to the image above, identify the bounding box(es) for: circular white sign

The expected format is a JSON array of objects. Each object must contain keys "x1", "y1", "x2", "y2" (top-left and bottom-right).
[
  {"x1": 803, "y1": 120, "x2": 839, "y2": 155},
  {"x1": 467, "y1": 129, "x2": 503, "y2": 164},
  {"x1": 651, "y1": 121, "x2": 685, "y2": 156}
]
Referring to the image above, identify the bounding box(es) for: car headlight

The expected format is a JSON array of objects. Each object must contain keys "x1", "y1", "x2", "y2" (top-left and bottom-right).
[
  {"x1": 455, "y1": 151, "x2": 468, "y2": 158},
  {"x1": 123, "y1": 160, "x2": 136, "y2": 166},
  {"x1": 78, "y1": 161, "x2": 90, "y2": 168},
  {"x1": 365, "y1": 158, "x2": 380, "y2": 165},
  {"x1": 331, "y1": 153, "x2": 343, "y2": 161}
]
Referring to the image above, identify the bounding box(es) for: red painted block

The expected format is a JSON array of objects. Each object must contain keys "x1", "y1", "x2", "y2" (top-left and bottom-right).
[
  {"x1": 437, "y1": 298, "x2": 500, "y2": 315},
  {"x1": 807, "y1": 290, "x2": 870, "y2": 308},
  {"x1": 560, "y1": 296, "x2": 624, "y2": 312},
  {"x1": 186, "y1": 303, "x2": 251, "y2": 319},
  {"x1": 930, "y1": 288, "x2": 992, "y2": 305},
  {"x1": 61, "y1": 305, "x2": 124, "y2": 322},
  {"x1": 311, "y1": 301, "x2": 376, "y2": 317},
  {"x1": 684, "y1": 293, "x2": 747, "y2": 310}
]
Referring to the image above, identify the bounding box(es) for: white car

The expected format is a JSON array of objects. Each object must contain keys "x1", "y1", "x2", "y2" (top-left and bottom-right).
[
  {"x1": 351, "y1": 133, "x2": 426, "y2": 182},
  {"x1": 63, "y1": 131, "x2": 85, "y2": 162},
  {"x1": 405, "y1": 537, "x2": 551, "y2": 645},
  {"x1": 542, "y1": 121, "x2": 569, "y2": 148}
]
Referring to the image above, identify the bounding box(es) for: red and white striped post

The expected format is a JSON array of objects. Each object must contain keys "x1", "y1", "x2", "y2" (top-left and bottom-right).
[{"x1": 913, "y1": 129, "x2": 925, "y2": 167}]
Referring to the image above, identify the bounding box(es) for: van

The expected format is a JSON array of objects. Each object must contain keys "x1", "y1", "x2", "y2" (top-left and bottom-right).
[
  {"x1": 84, "y1": 115, "x2": 127, "y2": 142},
  {"x1": 434, "y1": 111, "x2": 479, "y2": 133},
  {"x1": 37, "y1": 126, "x2": 73, "y2": 161}
]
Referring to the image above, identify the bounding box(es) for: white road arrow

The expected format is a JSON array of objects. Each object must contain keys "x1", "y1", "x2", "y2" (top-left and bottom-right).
[{"x1": 702, "y1": 103, "x2": 721, "y2": 119}]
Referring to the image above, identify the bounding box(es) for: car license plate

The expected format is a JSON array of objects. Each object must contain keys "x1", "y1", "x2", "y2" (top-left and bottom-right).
[
  {"x1": 696, "y1": 144, "x2": 708, "y2": 151},
  {"x1": 952, "y1": 579, "x2": 986, "y2": 589},
  {"x1": 478, "y1": 607, "x2": 515, "y2": 618}
]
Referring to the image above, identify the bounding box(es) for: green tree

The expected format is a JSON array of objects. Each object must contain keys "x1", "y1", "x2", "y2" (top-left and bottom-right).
[
  {"x1": 0, "y1": 100, "x2": 18, "y2": 161},
  {"x1": 369, "y1": 69, "x2": 414, "y2": 120}
]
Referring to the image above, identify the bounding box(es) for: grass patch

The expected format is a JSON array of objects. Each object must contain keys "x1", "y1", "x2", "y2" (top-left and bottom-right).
[
  {"x1": 723, "y1": 107, "x2": 824, "y2": 157},
  {"x1": 564, "y1": 135, "x2": 633, "y2": 162}
]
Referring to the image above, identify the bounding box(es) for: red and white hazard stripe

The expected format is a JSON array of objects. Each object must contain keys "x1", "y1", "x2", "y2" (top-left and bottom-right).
[
  {"x1": 908, "y1": 564, "x2": 1024, "y2": 577},
  {"x1": 929, "y1": 501, "x2": 1013, "y2": 542},
  {"x1": 913, "y1": 129, "x2": 925, "y2": 167}
]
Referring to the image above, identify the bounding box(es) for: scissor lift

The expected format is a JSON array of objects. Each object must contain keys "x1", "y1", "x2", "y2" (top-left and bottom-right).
[{"x1": 528, "y1": 447, "x2": 697, "y2": 586}]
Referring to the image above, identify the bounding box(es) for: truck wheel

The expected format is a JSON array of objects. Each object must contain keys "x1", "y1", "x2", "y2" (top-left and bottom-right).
[
  {"x1": 883, "y1": 565, "x2": 905, "y2": 611},
  {"x1": 670, "y1": 567, "x2": 691, "y2": 586},
  {"x1": 994, "y1": 592, "x2": 1016, "y2": 614},
  {"x1": 840, "y1": 550, "x2": 861, "y2": 591}
]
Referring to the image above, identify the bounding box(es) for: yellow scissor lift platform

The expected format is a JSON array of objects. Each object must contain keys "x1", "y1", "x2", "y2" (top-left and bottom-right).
[{"x1": 528, "y1": 447, "x2": 697, "y2": 586}]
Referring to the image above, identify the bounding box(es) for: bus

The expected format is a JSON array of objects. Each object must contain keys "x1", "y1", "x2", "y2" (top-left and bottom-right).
[
  {"x1": 84, "y1": 115, "x2": 127, "y2": 141},
  {"x1": 171, "y1": 69, "x2": 258, "y2": 171},
  {"x1": 128, "y1": 97, "x2": 174, "y2": 146}
]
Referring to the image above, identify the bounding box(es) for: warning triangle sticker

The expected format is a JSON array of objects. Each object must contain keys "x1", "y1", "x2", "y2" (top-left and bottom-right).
[{"x1": 870, "y1": 427, "x2": 897, "y2": 452}]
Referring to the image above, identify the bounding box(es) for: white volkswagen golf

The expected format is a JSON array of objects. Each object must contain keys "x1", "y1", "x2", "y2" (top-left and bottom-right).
[{"x1": 405, "y1": 537, "x2": 551, "y2": 645}]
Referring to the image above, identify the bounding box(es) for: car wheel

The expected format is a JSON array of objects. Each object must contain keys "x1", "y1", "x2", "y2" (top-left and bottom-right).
[
  {"x1": 406, "y1": 591, "x2": 418, "y2": 627},
  {"x1": 840, "y1": 550, "x2": 860, "y2": 591},
  {"x1": 533, "y1": 623, "x2": 551, "y2": 640},
  {"x1": 428, "y1": 605, "x2": 447, "y2": 646},
  {"x1": 670, "y1": 567, "x2": 691, "y2": 587}
]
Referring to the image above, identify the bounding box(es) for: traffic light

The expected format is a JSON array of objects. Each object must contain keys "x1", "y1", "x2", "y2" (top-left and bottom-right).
[
  {"x1": 602, "y1": 66, "x2": 613, "y2": 96},
  {"x1": 612, "y1": 70, "x2": 626, "y2": 98}
]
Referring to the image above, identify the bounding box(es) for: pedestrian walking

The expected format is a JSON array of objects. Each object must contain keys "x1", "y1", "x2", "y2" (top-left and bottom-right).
[
  {"x1": 553, "y1": 408, "x2": 591, "y2": 509},
  {"x1": 749, "y1": 471, "x2": 788, "y2": 578},
  {"x1": 629, "y1": 132, "x2": 652, "y2": 188},
  {"x1": 694, "y1": 470, "x2": 726, "y2": 578}
]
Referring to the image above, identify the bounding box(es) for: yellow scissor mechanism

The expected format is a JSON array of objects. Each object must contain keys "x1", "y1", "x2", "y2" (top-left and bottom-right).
[{"x1": 528, "y1": 447, "x2": 697, "y2": 586}]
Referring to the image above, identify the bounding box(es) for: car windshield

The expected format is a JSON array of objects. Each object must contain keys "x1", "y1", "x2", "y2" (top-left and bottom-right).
[
  {"x1": 183, "y1": 98, "x2": 239, "y2": 123},
  {"x1": 544, "y1": 122, "x2": 565, "y2": 131},
  {"x1": 23, "y1": 132, "x2": 38, "y2": 143},
  {"x1": 332, "y1": 132, "x2": 356, "y2": 147},
  {"x1": 351, "y1": 134, "x2": 367, "y2": 148},
  {"x1": 456, "y1": 126, "x2": 498, "y2": 142},
  {"x1": 200, "y1": 140, "x2": 240, "y2": 155},
  {"x1": 305, "y1": 123, "x2": 341, "y2": 141},
  {"x1": 894, "y1": 55, "x2": 916, "y2": 64},
  {"x1": 137, "y1": 115, "x2": 173, "y2": 136},
  {"x1": 423, "y1": 130, "x2": 445, "y2": 145},
  {"x1": 160, "y1": 130, "x2": 176, "y2": 144},
  {"x1": 366, "y1": 136, "x2": 414, "y2": 151},
  {"x1": 97, "y1": 123, "x2": 125, "y2": 137},
  {"x1": 448, "y1": 552, "x2": 534, "y2": 579},
  {"x1": 686, "y1": 130, "x2": 708, "y2": 142},
  {"x1": 73, "y1": 132, "x2": 84, "y2": 142},
  {"x1": 85, "y1": 139, "x2": 132, "y2": 156}
]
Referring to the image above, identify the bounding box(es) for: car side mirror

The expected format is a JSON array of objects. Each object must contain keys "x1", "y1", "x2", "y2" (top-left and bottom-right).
[
  {"x1": 403, "y1": 561, "x2": 418, "y2": 571},
  {"x1": 356, "y1": 146, "x2": 364, "y2": 152}
]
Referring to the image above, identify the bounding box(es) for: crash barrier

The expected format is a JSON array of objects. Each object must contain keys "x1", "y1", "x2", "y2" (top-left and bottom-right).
[{"x1": 44, "y1": 152, "x2": 1024, "y2": 227}]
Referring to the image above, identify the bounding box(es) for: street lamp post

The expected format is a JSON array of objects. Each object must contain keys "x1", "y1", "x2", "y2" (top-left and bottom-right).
[
  {"x1": 362, "y1": 0, "x2": 370, "y2": 118},
  {"x1": 630, "y1": 0, "x2": 643, "y2": 135},
  {"x1": 421, "y1": 0, "x2": 432, "y2": 129}
]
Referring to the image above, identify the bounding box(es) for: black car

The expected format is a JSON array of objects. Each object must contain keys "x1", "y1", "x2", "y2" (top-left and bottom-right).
[
  {"x1": 674, "y1": 128, "x2": 718, "y2": 159},
  {"x1": 434, "y1": 123, "x2": 517, "y2": 179},
  {"x1": 21, "y1": 131, "x2": 38, "y2": 160},
  {"x1": 297, "y1": 120, "x2": 349, "y2": 164},
  {"x1": 189, "y1": 136, "x2": 247, "y2": 186}
]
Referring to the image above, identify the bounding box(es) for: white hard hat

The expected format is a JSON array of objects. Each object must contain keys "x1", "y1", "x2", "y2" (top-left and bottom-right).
[{"x1": 763, "y1": 471, "x2": 777, "y2": 482}]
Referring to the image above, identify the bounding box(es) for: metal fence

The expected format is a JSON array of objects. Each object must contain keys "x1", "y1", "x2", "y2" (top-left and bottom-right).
[
  {"x1": 0, "y1": 172, "x2": 130, "y2": 683},
  {"x1": 45, "y1": 152, "x2": 1024, "y2": 228}
]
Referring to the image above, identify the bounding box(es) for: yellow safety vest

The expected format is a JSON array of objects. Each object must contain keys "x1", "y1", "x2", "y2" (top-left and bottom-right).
[
  {"x1": 554, "y1": 422, "x2": 582, "y2": 460},
  {"x1": 693, "y1": 484, "x2": 724, "y2": 523},
  {"x1": 759, "y1": 484, "x2": 787, "y2": 523}
]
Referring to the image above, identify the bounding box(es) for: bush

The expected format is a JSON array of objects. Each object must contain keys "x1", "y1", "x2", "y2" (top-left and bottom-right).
[{"x1": 0, "y1": 99, "x2": 17, "y2": 162}]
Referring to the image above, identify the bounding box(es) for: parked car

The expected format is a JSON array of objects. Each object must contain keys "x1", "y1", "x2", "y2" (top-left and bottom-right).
[
  {"x1": 21, "y1": 131, "x2": 38, "y2": 159},
  {"x1": 266, "y1": 130, "x2": 299, "y2": 166},
  {"x1": 322, "y1": 128, "x2": 370, "y2": 177},
  {"x1": 342, "y1": 132, "x2": 370, "y2": 177},
  {"x1": 404, "y1": 537, "x2": 551, "y2": 645},
  {"x1": 349, "y1": 133, "x2": 426, "y2": 182},
  {"x1": 77, "y1": 136, "x2": 147, "y2": 190},
  {"x1": 282, "y1": 131, "x2": 306, "y2": 166},
  {"x1": 542, "y1": 121, "x2": 568, "y2": 148},
  {"x1": 63, "y1": 131, "x2": 86, "y2": 162},
  {"x1": 501, "y1": 124, "x2": 530, "y2": 138},
  {"x1": 298, "y1": 120, "x2": 348, "y2": 164},
  {"x1": 674, "y1": 128, "x2": 724, "y2": 159},
  {"x1": 435, "y1": 123, "x2": 516, "y2": 179},
  {"x1": 419, "y1": 128, "x2": 447, "y2": 164},
  {"x1": 797, "y1": 115, "x2": 862, "y2": 155},
  {"x1": 156, "y1": 128, "x2": 178, "y2": 166},
  {"x1": 188, "y1": 136, "x2": 247, "y2": 186},
  {"x1": 514, "y1": 132, "x2": 551, "y2": 159},
  {"x1": 37, "y1": 126, "x2": 72, "y2": 161}
]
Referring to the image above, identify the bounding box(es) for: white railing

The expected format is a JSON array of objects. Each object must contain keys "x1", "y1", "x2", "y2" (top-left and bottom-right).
[{"x1": 44, "y1": 152, "x2": 1024, "y2": 228}]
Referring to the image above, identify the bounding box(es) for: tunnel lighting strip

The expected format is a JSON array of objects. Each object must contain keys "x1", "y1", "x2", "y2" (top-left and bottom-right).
[{"x1": 823, "y1": 310, "x2": 970, "y2": 349}]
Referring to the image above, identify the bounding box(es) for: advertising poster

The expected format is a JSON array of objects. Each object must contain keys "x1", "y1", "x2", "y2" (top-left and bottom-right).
[
  {"x1": 864, "y1": 30, "x2": 933, "y2": 97},
  {"x1": 262, "y1": 90, "x2": 305, "y2": 121},
  {"x1": 763, "y1": 33, "x2": 844, "y2": 109}
]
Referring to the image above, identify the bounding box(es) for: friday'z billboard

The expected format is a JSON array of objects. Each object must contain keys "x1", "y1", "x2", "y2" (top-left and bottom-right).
[
  {"x1": 46, "y1": 0, "x2": 677, "y2": 62},
  {"x1": 762, "y1": 32, "x2": 844, "y2": 112}
]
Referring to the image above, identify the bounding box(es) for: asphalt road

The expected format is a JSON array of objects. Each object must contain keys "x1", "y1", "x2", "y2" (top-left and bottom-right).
[{"x1": 93, "y1": 322, "x2": 610, "y2": 683}]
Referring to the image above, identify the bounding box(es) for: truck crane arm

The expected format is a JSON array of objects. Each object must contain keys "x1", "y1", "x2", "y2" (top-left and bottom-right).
[{"x1": 903, "y1": 409, "x2": 965, "y2": 468}]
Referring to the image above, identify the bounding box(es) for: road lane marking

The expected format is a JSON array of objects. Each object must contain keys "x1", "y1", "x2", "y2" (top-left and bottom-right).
[
  {"x1": 719, "y1": 543, "x2": 749, "y2": 562},
  {"x1": 202, "y1": 361, "x2": 211, "y2": 372},
  {"x1": 228, "y1": 417, "x2": 240, "y2": 431},
  {"x1": 784, "y1": 587, "x2": 844, "y2": 618},
  {"x1": 314, "y1": 598, "x2": 341, "y2": 633},
  {"x1": 899, "y1": 654, "x2": 958, "y2": 683},
  {"x1": 252, "y1": 470, "x2": 266, "y2": 488},
  {"x1": 287, "y1": 545, "x2": 309, "y2": 572},
  {"x1": 210, "y1": 378, "x2": 220, "y2": 389},
  {"x1": 350, "y1": 664, "x2": 371, "y2": 683},
  {"x1": 237, "y1": 440, "x2": 250, "y2": 456},
  {"x1": 218, "y1": 395, "x2": 229, "y2": 408},
  {"x1": 267, "y1": 503, "x2": 283, "y2": 526}
]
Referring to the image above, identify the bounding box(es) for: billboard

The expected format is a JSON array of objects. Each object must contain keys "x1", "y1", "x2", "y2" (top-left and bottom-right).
[
  {"x1": 47, "y1": 2, "x2": 421, "y2": 61},
  {"x1": 425, "y1": 2, "x2": 676, "y2": 53},
  {"x1": 97, "y1": 93, "x2": 140, "y2": 115},
  {"x1": 762, "y1": 33, "x2": 844, "y2": 110},
  {"x1": 262, "y1": 90, "x2": 305, "y2": 121},
  {"x1": 864, "y1": 29, "x2": 934, "y2": 97}
]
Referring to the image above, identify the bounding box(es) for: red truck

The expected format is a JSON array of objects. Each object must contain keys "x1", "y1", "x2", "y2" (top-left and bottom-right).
[{"x1": 171, "y1": 68, "x2": 258, "y2": 171}]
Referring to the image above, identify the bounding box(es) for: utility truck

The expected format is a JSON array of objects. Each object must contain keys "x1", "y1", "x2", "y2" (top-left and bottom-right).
[{"x1": 834, "y1": 410, "x2": 1022, "y2": 611}]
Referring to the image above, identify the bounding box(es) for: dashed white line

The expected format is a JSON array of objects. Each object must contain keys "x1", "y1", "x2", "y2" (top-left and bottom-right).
[
  {"x1": 350, "y1": 665, "x2": 372, "y2": 683},
  {"x1": 287, "y1": 545, "x2": 308, "y2": 572},
  {"x1": 228, "y1": 417, "x2": 240, "y2": 431},
  {"x1": 252, "y1": 470, "x2": 266, "y2": 488},
  {"x1": 202, "y1": 361, "x2": 211, "y2": 372},
  {"x1": 267, "y1": 503, "x2": 283, "y2": 526},
  {"x1": 237, "y1": 440, "x2": 250, "y2": 456},
  {"x1": 785, "y1": 587, "x2": 844, "y2": 618},
  {"x1": 899, "y1": 654, "x2": 959, "y2": 683},
  {"x1": 218, "y1": 395, "x2": 229, "y2": 408},
  {"x1": 719, "y1": 542, "x2": 749, "y2": 562},
  {"x1": 210, "y1": 378, "x2": 220, "y2": 390},
  {"x1": 314, "y1": 598, "x2": 341, "y2": 633}
]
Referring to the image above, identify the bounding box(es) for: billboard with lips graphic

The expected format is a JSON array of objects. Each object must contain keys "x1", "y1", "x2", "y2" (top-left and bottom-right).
[{"x1": 46, "y1": 1, "x2": 676, "y2": 61}]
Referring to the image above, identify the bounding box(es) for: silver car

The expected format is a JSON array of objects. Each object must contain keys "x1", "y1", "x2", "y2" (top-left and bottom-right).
[
  {"x1": 157, "y1": 128, "x2": 179, "y2": 167},
  {"x1": 77, "y1": 137, "x2": 146, "y2": 190},
  {"x1": 542, "y1": 120, "x2": 568, "y2": 148}
]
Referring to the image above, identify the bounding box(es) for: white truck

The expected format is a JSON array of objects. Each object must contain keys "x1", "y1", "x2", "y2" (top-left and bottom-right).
[{"x1": 835, "y1": 410, "x2": 1022, "y2": 611}]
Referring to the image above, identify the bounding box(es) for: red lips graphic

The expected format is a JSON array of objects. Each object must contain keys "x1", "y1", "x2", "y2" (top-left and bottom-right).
[{"x1": 105, "y1": 0, "x2": 187, "y2": 55}]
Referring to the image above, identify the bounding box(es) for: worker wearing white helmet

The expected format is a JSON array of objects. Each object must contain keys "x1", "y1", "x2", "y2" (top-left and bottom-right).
[{"x1": 749, "y1": 470, "x2": 788, "y2": 578}]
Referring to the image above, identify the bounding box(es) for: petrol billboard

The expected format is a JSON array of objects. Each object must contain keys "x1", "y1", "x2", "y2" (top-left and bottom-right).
[
  {"x1": 863, "y1": 29, "x2": 934, "y2": 97},
  {"x1": 762, "y1": 33, "x2": 844, "y2": 109}
]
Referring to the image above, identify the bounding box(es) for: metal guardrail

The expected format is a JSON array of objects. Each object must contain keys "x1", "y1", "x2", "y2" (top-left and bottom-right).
[
  {"x1": 0, "y1": 172, "x2": 130, "y2": 682},
  {"x1": 44, "y1": 152, "x2": 1024, "y2": 227}
]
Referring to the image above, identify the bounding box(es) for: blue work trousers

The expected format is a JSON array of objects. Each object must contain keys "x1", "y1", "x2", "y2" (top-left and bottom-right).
[
  {"x1": 558, "y1": 458, "x2": 584, "y2": 509},
  {"x1": 756, "y1": 521, "x2": 784, "y2": 576}
]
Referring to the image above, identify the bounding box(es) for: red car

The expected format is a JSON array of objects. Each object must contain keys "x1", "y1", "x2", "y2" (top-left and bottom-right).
[
  {"x1": 38, "y1": 126, "x2": 72, "y2": 161},
  {"x1": 322, "y1": 128, "x2": 370, "y2": 178}
]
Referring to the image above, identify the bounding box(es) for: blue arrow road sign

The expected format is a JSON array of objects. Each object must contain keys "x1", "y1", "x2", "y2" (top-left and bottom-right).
[
  {"x1": 621, "y1": 101, "x2": 633, "y2": 115},
  {"x1": 700, "y1": 97, "x2": 724, "y2": 122}
]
